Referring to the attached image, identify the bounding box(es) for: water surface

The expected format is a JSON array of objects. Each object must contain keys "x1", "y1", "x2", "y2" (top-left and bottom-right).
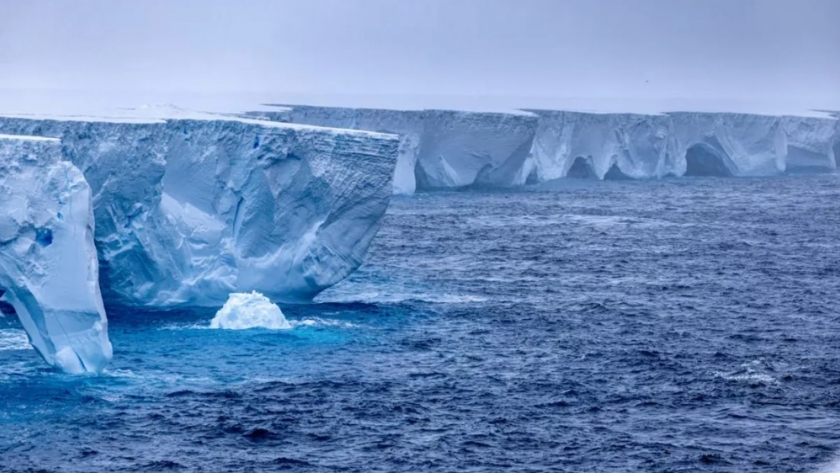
[{"x1": 2, "y1": 175, "x2": 840, "y2": 472}]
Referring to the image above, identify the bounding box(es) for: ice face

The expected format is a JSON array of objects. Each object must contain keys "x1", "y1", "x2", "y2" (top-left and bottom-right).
[
  {"x1": 528, "y1": 111, "x2": 839, "y2": 180},
  {"x1": 414, "y1": 110, "x2": 539, "y2": 190},
  {"x1": 250, "y1": 106, "x2": 839, "y2": 190},
  {"x1": 248, "y1": 107, "x2": 426, "y2": 195},
  {"x1": 210, "y1": 291, "x2": 291, "y2": 330},
  {"x1": 0, "y1": 135, "x2": 112, "y2": 373},
  {"x1": 248, "y1": 106, "x2": 540, "y2": 194},
  {"x1": 0, "y1": 115, "x2": 400, "y2": 308}
]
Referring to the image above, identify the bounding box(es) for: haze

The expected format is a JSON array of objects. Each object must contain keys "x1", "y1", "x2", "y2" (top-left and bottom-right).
[{"x1": 1, "y1": 0, "x2": 838, "y2": 110}]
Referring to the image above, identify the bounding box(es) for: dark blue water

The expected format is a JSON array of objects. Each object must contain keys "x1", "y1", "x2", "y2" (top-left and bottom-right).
[{"x1": 2, "y1": 175, "x2": 840, "y2": 472}]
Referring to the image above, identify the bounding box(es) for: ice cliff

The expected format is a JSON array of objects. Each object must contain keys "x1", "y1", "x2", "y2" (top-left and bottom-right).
[
  {"x1": 248, "y1": 106, "x2": 540, "y2": 194},
  {"x1": 0, "y1": 114, "x2": 400, "y2": 309},
  {"x1": 250, "y1": 106, "x2": 839, "y2": 192},
  {"x1": 527, "y1": 111, "x2": 838, "y2": 180},
  {"x1": 0, "y1": 135, "x2": 112, "y2": 373}
]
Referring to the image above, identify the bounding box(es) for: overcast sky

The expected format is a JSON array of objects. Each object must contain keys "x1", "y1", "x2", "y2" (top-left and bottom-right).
[{"x1": 1, "y1": 0, "x2": 838, "y2": 104}]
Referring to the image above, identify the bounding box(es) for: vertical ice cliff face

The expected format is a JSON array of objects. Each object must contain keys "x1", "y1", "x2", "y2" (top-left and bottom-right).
[
  {"x1": 0, "y1": 135, "x2": 112, "y2": 373},
  {"x1": 526, "y1": 111, "x2": 675, "y2": 181},
  {"x1": 528, "y1": 111, "x2": 838, "y2": 180},
  {"x1": 248, "y1": 106, "x2": 540, "y2": 194},
  {"x1": 834, "y1": 116, "x2": 840, "y2": 168},
  {"x1": 249, "y1": 107, "x2": 425, "y2": 195},
  {"x1": 0, "y1": 116, "x2": 399, "y2": 307},
  {"x1": 413, "y1": 110, "x2": 538, "y2": 190},
  {"x1": 667, "y1": 113, "x2": 784, "y2": 177},
  {"x1": 255, "y1": 105, "x2": 837, "y2": 188},
  {"x1": 779, "y1": 115, "x2": 839, "y2": 173},
  {"x1": 159, "y1": 119, "x2": 399, "y2": 305}
]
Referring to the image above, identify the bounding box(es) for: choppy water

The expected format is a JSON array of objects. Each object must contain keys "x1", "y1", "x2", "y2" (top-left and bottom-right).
[{"x1": 2, "y1": 175, "x2": 840, "y2": 472}]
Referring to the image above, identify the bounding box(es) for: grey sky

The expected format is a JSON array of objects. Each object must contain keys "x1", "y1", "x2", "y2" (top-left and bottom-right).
[{"x1": 1, "y1": 0, "x2": 838, "y2": 103}]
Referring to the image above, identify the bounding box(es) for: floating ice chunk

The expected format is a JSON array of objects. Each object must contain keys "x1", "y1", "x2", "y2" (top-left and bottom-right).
[
  {"x1": 0, "y1": 135, "x2": 112, "y2": 373},
  {"x1": 210, "y1": 292, "x2": 291, "y2": 330}
]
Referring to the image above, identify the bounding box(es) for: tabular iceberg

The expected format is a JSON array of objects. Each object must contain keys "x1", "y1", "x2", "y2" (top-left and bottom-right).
[
  {"x1": 0, "y1": 113, "x2": 400, "y2": 308},
  {"x1": 505, "y1": 110, "x2": 839, "y2": 181},
  {"x1": 0, "y1": 135, "x2": 112, "y2": 373},
  {"x1": 248, "y1": 105, "x2": 540, "y2": 194},
  {"x1": 249, "y1": 105, "x2": 839, "y2": 191}
]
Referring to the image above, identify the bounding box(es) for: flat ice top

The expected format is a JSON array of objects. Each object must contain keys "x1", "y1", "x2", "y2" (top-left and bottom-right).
[
  {"x1": 0, "y1": 133, "x2": 59, "y2": 142},
  {"x1": 265, "y1": 103, "x2": 538, "y2": 117},
  {"x1": 0, "y1": 91, "x2": 399, "y2": 139},
  {"x1": 0, "y1": 89, "x2": 838, "y2": 120},
  {"x1": 262, "y1": 94, "x2": 840, "y2": 119},
  {"x1": 269, "y1": 97, "x2": 840, "y2": 119}
]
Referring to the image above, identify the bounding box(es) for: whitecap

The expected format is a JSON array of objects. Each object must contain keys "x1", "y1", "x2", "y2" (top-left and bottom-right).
[
  {"x1": 291, "y1": 318, "x2": 359, "y2": 329},
  {"x1": 0, "y1": 329, "x2": 30, "y2": 351},
  {"x1": 713, "y1": 361, "x2": 779, "y2": 385},
  {"x1": 562, "y1": 214, "x2": 679, "y2": 229},
  {"x1": 319, "y1": 291, "x2": 487, "y2": 305}
]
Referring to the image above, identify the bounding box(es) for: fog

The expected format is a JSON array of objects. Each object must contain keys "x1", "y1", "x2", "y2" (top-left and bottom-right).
[{"x1": 1, "y1": 0, "x2": 838, "y2": 106}]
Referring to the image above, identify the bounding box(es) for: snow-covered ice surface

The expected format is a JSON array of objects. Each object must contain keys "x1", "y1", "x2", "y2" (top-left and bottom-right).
[
  {"x1": 0, "y1": 108, "x2": 400, "y2": 309},
  {"x1": 210, "y1": 292, "x2": 291, "y2": 330},
  {"x1": 0, "y1": 135, "x2": 112, "y2": 373}
]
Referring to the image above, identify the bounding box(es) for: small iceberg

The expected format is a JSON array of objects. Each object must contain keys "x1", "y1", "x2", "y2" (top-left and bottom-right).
[{"x1": 210, "y1": 292, "x2": 291, "y2": 330}]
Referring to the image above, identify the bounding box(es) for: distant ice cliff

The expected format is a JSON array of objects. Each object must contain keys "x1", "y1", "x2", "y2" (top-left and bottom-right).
[{"x1": 249, "y1": 105, "x2": 839, "y2": 193}]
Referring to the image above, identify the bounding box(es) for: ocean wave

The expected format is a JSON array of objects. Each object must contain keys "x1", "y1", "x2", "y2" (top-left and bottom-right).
[
  {"x1": 0, "y1": 329, "x2": 29, "y2": 351},
  {"x1": 318, "y1": 291, "x2": 488, "y2": 305},
  {"x1": 713, "y1": 361, "x2": 779, "y2": 385}
]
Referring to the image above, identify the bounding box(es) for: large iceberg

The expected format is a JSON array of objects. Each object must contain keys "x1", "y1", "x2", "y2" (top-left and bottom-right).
[
  {"x1": 0, "y1": 113, "x2": 400, "y2": 308},
  {"x1": 0, "y1": 134, "x2": 112, "y2": 373},
  {"x1": 482, "y1": 110, "x2": 838, "y2": 181},
  {"x1": 248, "y1": 105, "x2": 540, "y2": 194},
  {"x1": 250, "y1": 106, "x2": 839, "y2": 190}
]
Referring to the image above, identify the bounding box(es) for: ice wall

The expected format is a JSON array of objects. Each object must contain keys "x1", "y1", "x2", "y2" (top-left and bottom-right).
[
  {"x1": 528, "y1": 111, "x2": 839, "y2": 180},
  {"x1": 249, "y1": 106, "x2": 540, "y2": 194},
  {"x1": 835, "y1": 115, "x2": 840, "y2": 168},
  {"x1": 526, "y1": 111, "x2": 674, "y2": 181},
  {"x1": 0, "y1": 116, "x2": 399, "y2": 307},
  {"x1": 0, "y1": 135, "x2": 112, "y2": 373},
  {"x1": 251, "y1": 106, "x2": 837, "y2": 191},
  {"x1": 249, "y1": 107, "x2": 425, "y2": 194}
]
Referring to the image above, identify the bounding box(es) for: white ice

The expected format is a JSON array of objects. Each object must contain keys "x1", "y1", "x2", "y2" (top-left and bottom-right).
[
  {"x1": 249, "y1": 105, "x2": 839, "y2": 193},
  {"x1": 210, "y1": 292, "x2": 291, "y2": 330},
  {"x1": 0, "y1": 135, "x2": 112, "y2": 373},
  {"x1": 0, "y1": 113, "x2": 400, "y2": 308},
  {"x1": 248, "y1": 106, "x2": 539, "y2": 194}
]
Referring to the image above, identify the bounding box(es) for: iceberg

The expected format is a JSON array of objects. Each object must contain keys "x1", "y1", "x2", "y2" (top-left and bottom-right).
[
  {"x1": 0, "y1": 112, "x2": 400, "y2": 308},
  {"x1": 210, "y1": 291, "x2": 291, "y2": 330},
  {"x1": 248, "y1": 106, "x2": 540, "y2": 194},
  {"x1": 249, "y1": 106, "x2": 839, "y2": 190},
  {"x1": 507, "y1": 110, "x2": 838, "y2": 181},
  {"x1": 0, "y1": 135, "x2": 112, "y2": 373}
]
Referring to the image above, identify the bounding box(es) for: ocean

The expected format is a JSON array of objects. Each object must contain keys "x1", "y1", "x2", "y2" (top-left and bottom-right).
[{"x1": 2, "y1": 175, "x2": 839, "y2": 472}]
